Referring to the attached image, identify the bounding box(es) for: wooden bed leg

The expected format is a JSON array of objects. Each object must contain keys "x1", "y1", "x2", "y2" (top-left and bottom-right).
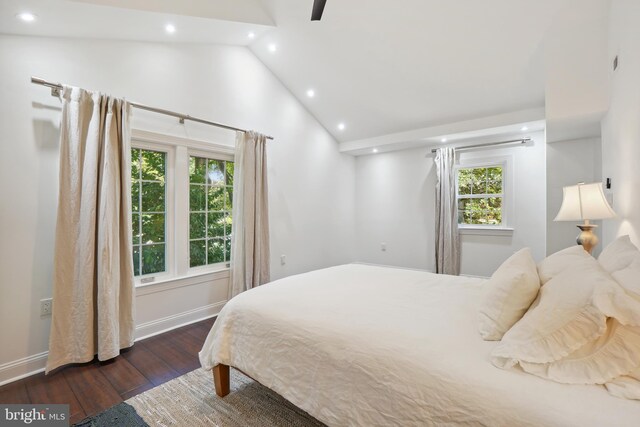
[{"x1": 213, "y1": 364, "x2": 230, "y2": 397}]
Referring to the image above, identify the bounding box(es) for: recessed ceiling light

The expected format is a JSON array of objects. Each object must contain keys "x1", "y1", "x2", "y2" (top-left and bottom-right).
[
  {"x1": 165, "y1": 23, "x2": 176, "y2": 34},
  {"x1": 441, "y1": 138, "x2": 447, "y2": 143},
  {"x1": 338, "y1": 123, "x2": 346, "y2": 131},
  {"x1": 268, "y1": 43, "x2": 277, "y2": 53},
  {"x1": 521, "y1": 126, "x2": 529, "y2": 131},
  {"x1": 248, "y1": 32, "x2": 255, "y2": 39},
  {"x1": 17, "y1": 12, "x2": 36, "y2": 22},
  {"x1": 306, "y1": 89, "x2": 315, "y2": 98},
  {"x1": 373, "y1": 148, "x2": 379, "y2": 153}
]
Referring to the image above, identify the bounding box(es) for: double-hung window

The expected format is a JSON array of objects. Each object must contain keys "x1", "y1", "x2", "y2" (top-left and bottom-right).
[
  {"x1": 456, "y1": 165, "x2": 504, "y2": 226},
  {"x1": 130, "y1": 132, "x2": 234, "y2": 285}
]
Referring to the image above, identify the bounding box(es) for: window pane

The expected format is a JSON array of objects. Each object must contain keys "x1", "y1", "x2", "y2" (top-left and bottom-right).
[
  {"x1": 141, "y1": 244, "x2": 165, "y2": 275},
  {"x1": 224, "y1": 236, "x2": 231, "y2": 262},
  {"x1": 224, "y1": 212, "x2": 232, "y2": 235},
  {"x1": 487, "y1": 180, "x2": 502, "y2": 194},
  {"x1": 458, "y1": 179, "x2": 471, "y2": 195},
  {"x1": 190, "y1": 157, "x2": 207, "y2": 184},
  {"x1": 487, "y1": 167, "x2": 502, "y2": 181},
  {"x1": 189, "y1": 184, "x2": 206, "y2": 211},
  {"x1": 190, "y1": 213, "x2": 206, "y2": 239},
  {"x1": 132, "y1": 214, "x2": 140, "y2": 245},
  {"x1": 470, "y1": 168, "x2": 486, "y2": 194},
  {"x1": 208, "y1": 212, "x2": 225, "y2": 237},
  {"x1": 131, "y1": 148, "x2": 140, "y2": 179},
  {"x1": 208, "y1": 186, "x2": 225, "y2": 211},
  {"x1": 190, "y1": 240, "x2": 206, "y2": 267},
  {"x1": 132, "y1": 246, "x2": 140, "y2": 276},
  {"x1": 225, "y1": 161, "x2": 234, "y2": 186},
  {"x1": 141, "y1": 182, "x2": 165, "y2": 212},
  {"x1": 225, "y1": 187, "x2": 233, "y2": 210},
  {"x1": 141, "y1": 213, "x2": 165, "y2": 244},
  {"x1": 141, "y1": 150, "x2": 165, "y2": 182},
  {"x1": 131, "y1": 183, "x2": 140, "y2": 212},
  {"x1": 208, "y1": 238, "x2": 225, "y2": 264},
  {"x1": 207, "y1": 160, "x2": 225, "y2": 185}
]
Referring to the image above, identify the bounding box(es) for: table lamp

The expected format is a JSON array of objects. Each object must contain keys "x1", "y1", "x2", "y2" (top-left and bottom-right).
[{"x1": 554, "y1": 182, "x2": 616, "y2": 254}]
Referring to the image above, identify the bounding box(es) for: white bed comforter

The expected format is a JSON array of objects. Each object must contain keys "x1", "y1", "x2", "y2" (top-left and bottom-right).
[{"x1": 199, "y1": 264, "x2": 640, "y2": 426}]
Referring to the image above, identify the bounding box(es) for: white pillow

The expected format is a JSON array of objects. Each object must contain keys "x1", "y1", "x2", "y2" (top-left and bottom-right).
[
  {"x1": 606, "y1": 366, "x2": 640, "y2": 400},
  {"x1": 537, "y1": 245, "x2": 592, "y2": 285},
  {"x1": 598, "y1": 235, "x2": 639, "y2": 274},
  {"x1": 493, "y1": 256, "x2": 640, "y2": 389},
  {"x1": 612, "y1": 255, "x2": 640, "y2": 295},
  {"x1": 492, "y1": 257, "x2": 610, "y2": 366},
  {"x1": 518, "y1": 319, "x2": 640, "y2": 385},
  {"x1": 478, "y1": 248, "x2": 540, "y2": 341}
]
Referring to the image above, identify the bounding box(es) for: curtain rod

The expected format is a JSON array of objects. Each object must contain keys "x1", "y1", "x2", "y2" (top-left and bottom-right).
[
  {"x1": 430, "y1": 137, "x2": 530, "y2": 153},
  {"x1": 30, "y1": 76, "x2": 274, "y2": 140}
]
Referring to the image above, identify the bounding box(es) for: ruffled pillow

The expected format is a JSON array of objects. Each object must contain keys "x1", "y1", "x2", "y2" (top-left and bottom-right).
[
  {"x1": 537, "y1": 245, "x2": 592, "y2": 285},
  {"x1": 478, "y1": 248, "x2": 540, "y2": 341},
  {"x1": 518, "y1": 319, "x2": 640, "y2": 384},
  {"x1": 492, "y1": 257, "x2": 608, "y2": 367},
  {"x1": 492, "y1": 255, "x2": 640, "y2": 390},
  {"x1": 606, "y1": 366, "x2": 640, "y2": 400},
  {"x1": 598, "y1": 235, "x2": 639, "y2": 274}
]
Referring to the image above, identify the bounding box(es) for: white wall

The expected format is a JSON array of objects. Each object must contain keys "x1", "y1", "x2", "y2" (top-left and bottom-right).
[
  {"x1": 0, "y1": 35, "x2": 356, "y2": 383},
  {"x1": 601, "y1": 0, "x2": 640, "y2": 246},
  {"x1": 355, "y1": 132, "x2": 546, "y2": 277},
  {"x1": 546, "y1": 137, "x2": 602, "y2": 255}
]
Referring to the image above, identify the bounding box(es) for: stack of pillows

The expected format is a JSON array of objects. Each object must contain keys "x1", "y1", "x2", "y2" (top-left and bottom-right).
[{"x1": 478, "y1": 236, "x2": 640, "y2": 400}]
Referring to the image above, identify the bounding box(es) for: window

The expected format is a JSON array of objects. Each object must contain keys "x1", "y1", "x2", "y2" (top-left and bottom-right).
[
  {"x1": 131, "y1": 148, "x2": 167, "y2": 276},
  {"x1": 456, "y1": 165, "x2": 503, "y2": 226},
  {"x1": 189, "y1": 156, "x2": 233, "y2": 268},
  {"x1": 129, "y1": 131, "x2": 234, "y2": 284}
]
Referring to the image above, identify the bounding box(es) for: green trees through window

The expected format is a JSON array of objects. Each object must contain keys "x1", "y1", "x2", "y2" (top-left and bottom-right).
[
  {"x1": 457, "y1": 166, "x2": 503, "y2": 225},
  {"x1": 189, "y1": 156, "x2": 233, "y2": 268},
  {"x1": 131, "y1": 148, "x2": 166, "y2": 276}
]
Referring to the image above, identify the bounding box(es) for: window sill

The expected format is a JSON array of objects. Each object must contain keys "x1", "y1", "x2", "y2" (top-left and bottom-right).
[
  {"x1": 458, "y1": 226, "x2": 514, "y2": 236},
  {"x1": 135, "y1": 268, "x2": 230, "y2": 296}
]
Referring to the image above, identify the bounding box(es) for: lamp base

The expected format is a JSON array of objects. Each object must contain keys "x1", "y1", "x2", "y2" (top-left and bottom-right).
[{"x1": 576, "y1": 223, "x2": 598, "y2": 254}]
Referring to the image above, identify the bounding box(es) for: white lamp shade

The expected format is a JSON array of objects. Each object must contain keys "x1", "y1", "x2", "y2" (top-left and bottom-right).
[{"x1": 554, "y1": 182, "x2": 616, "y2": 221}]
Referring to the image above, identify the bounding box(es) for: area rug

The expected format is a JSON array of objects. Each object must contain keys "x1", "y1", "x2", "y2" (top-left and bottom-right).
[
  {"x1": 120, "y1": 368, "x2": 324, "y2": 426},
  {"x1": 74, "y1": 402, "x2": 148, "y2": 426}
]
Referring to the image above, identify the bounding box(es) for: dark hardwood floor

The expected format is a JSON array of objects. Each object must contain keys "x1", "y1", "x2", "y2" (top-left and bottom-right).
[{"x1": 0, "y1": 317, "x2": 216, "y2": 425}]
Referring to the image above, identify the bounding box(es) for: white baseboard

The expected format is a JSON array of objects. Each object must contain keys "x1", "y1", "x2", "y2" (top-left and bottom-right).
[
  {"x1": 134, "y1": 301, "x2": 226, "y2": 341},
  {"x1": 0, "y1": 301, "x2": 226, "y2": 387},
  {"x1": 0, "y1": 352, "x2": 49, "y2": 387}
]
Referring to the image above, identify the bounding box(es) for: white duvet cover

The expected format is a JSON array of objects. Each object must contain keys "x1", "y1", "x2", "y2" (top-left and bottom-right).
[{"x1": 199, "y1": 264, "x2": 640, "y2": 426}]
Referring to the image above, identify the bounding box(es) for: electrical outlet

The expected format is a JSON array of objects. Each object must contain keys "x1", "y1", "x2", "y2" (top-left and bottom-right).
[
  {"x1": 280, "y1": 255, "x2": 286, "y2": 266},
  {"x1": 381, "y1": 242, "x2": 387, "y2": 252},
  {"x1": 40, "y1": 298, "x2": 52, "y2": 317}
]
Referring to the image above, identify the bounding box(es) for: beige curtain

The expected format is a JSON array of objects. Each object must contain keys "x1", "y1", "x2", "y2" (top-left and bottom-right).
[
  {"x1": 46, "y1": 86, "x2": 135, "y2": 373},
  {"x1": 229, "y1": 131, "x2": 271, "y2": 299},
  {"x1": 434, "y1": 147, "x2": 460, "y2": 275}
]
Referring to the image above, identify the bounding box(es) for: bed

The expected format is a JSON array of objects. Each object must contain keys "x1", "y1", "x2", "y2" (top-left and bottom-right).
[{"x1": 199, "y1": 264, "x2": 640, "y2": 426}]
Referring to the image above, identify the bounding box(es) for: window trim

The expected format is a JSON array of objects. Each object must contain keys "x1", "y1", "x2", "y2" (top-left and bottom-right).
[
  {"x1": 130, "y1": 129, "x2": 234, "y2": 287},
  {"x1": 455, "y1": 155, "x2": 514, "y2": 235}
]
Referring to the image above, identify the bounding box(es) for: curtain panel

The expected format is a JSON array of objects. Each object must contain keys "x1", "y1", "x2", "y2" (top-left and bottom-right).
[
  {"x1": 434, "y1": 147, "x2": 461, "y2": 275},
  {"x1": 46, "y1": 86, "x2": 135, "y2": 373},
  {"x1": 229, "y1": 131, "x2": 271, "y2": 299}
]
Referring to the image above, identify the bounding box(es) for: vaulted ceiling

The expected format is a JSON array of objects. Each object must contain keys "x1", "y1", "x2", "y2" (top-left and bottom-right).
[{"x1": 1, "y1": 0, "x2": 610, "y2": 148}]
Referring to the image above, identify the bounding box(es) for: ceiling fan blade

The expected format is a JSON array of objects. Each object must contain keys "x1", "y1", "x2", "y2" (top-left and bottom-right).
[{"x1": 311, "y1": 0, "x2": 327, "y2": 21}]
